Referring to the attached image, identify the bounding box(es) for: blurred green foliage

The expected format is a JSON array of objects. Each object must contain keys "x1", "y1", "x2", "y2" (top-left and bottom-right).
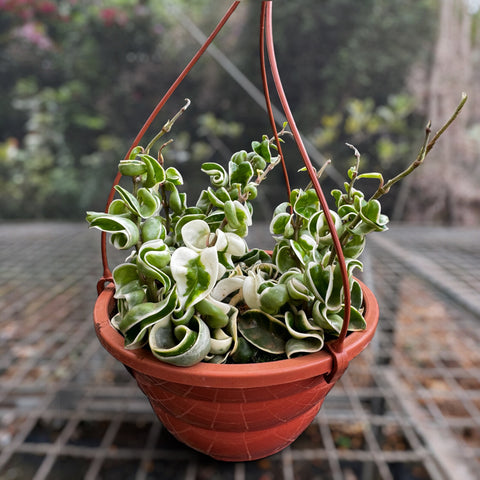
[
  {"x1": 313, "y1": 94, "x2": 417, "y2": 169},
  {"x1": 0, "y1": 0, "x2": 436, "y2": 219}
]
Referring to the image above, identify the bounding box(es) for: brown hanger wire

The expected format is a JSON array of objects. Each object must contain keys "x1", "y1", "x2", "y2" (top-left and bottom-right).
[
  {"x1": 97, "y1": 1, "x2": 241, "y2": 293},
  {"x1": 261, "y1": 1, "x2": 351, "y2": 381}
]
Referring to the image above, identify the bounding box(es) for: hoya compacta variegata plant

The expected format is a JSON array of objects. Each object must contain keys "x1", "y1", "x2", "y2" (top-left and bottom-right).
[{"x1": 87, "y1": 96, "x2": 466, "y2": 367}]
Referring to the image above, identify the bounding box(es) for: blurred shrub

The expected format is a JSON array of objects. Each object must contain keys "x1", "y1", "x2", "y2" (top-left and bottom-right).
[
  {"x1": 0, "y1": 0, "x2": 195, "y2": 218},
  {"x1": 0, "y1": 0, "x2": 436, "y2": 219}
]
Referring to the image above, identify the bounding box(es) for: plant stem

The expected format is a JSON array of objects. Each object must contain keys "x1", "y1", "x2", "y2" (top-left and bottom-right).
[
  {"x1": 255, "y1": 156, "x2": 281, "y2": 185},
  {"x1": 145, "y1": 99, "x2": 191, "y2": 154},
  {"x1": 345, "y1": 143, "x2": 362, "y2": 202},
  {"x1": 371, "y1": 92, "x2": 467, "y2": 201},
  {"x1": 268, "y1": 123, "x2": 291, "y2": 144},
  {"x1": 370, "y1": 123, "x2": 431, "y2": 200},
  {"x1": 304, "y1": 159, "x2": 331, "y2": 191},
  {"x1": 138, "y1": 271, "x2": 157, "y2": 302},
  {"x1": 160, "y1": 183, "x2": 171, "y2": 233},
  {"x1": 327, "y1": 92, "x2": 467, "y2": 266}
]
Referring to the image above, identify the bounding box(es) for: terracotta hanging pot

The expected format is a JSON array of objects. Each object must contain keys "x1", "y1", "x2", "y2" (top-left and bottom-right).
[
  {"x1": 91, "y1": 1, "x2": 380, "y2": 462},
  {"x1": 94, "y1": 280, "x2": 378, "y2": 462},
  {"x1": 88, "y1": 0, "x2": 465, "y2": 462}
]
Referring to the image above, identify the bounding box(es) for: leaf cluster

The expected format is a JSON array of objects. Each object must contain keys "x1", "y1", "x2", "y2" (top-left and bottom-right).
[{"x1": 87, "y1": 94, "x2": 466, "y2": 366}]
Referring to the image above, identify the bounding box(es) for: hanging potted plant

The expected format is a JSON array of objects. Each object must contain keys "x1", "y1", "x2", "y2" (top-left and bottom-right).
[{"x1": 87, "y1": 2, "x2": 466, "y2": 462}]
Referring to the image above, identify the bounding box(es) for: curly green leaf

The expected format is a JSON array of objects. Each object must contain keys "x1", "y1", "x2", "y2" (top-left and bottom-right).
[
  {"x1": 118, "y1": 159, "x2": 147, "y2": 177},
  {"x1": 293, "y1": 189, "x2": 319, "y2": 219},
  {"x1": 137, "y1": 154, "x2": 166, "y2": 188},
  {"x1": 137, "y1": 239, "x2": 172, "y2": 292},
  {"x1": 86, "y1": 212, "x2": 139, "y2": 249},
  {"x1": 284, "y1": 310, "x2": 324, "y2": 358},
  {"x1": 149, "y1": 315, "x2": 211, "y2": 366},
  {"x1": 114, "y1": 289, "x2": 177, "y2": 349},
  {"x1": 237, "y1": 309, "x2": 289, "y2": 355},
  {"x1": 112, "y1": 263, "x2": 146, "y2": 308},
  {"x1": 229, "y1": 160, "x2": 254, "y2": 187},
  {"x1": 201, "y1": 162, "x2": 228, "y2": 187}
]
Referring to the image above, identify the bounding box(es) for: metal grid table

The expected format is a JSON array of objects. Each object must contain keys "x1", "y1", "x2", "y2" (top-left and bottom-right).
[{"x1": 0, "y1": 223, "x2": 479, "y2": 480}]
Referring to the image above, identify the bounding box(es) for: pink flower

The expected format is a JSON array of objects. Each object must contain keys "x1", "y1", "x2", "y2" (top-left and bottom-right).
[{"x1": 13, "y1": 21, "x2": 53, "y2": 50}]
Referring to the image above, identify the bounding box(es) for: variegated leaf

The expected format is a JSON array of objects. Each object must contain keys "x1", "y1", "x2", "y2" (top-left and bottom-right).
[
  {"x1": 136, "y1": 239, "x2": 172, "y2": 292},
  {"x1": 284, "y1": 310, "x2": 324, "y2": 357},
  {"x1": 201, "y1": 162, "x2": 228, "y2": 187},
  {"x1": 116, "y1": 289, "x2": 177, "y2": 349},
  {"x1": 209, "y1": 328, "x2": 233, "y2": 355},
  {"x1": 308, "y1": 210, "x2": 342, "y2": 246},
  {"x1": 86, "y1": 212, "x2": 139, "y2": 249},
  {"x1": 293, "y1": 189, "x2": 319, "y2": 219},
  {"x1": 273, "y1": 244, "x2": 298, "y2": 273},
  {"x1": 228, "y1": 159, "x2": 254, "y2": 187},
  {"x1": 141, "y1": 216, "x2": 166, "y2": 242},
  {"x1": 165, "y1": 166, "x2": 183, "y2": 185},
  {"x1": 195, "y1": 296, "x2": 230, "y2": 329},
  {"x1": 259, "y1": 284, "x2": 289, "y2": 314},
  {"x1": 118, "y1": 159, "x2": 147, "y2": 177},
  {"x1": 181, "y1": 219, "x2": 211, "y2": 251},
  {"x1": 170, "y1": 246, "x2": 218, "y2": 309},
  {"x1": 237, "y1": 309, "x2": 289, "y2": 354},
  {"x1": 149, "y1": 315, "x2": 211, "y2": 367},
  {"x1": 137, "y1": 154, "x2": 166, "y2": 188},
  {"x1": 112, "y1": 263, "x2": 146, "y2": 308}
]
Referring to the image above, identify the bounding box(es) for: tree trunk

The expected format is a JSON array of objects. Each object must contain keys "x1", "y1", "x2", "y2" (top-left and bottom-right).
[{"x1": 405, "y1": 0, "x2": 480, "y2": 225}]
